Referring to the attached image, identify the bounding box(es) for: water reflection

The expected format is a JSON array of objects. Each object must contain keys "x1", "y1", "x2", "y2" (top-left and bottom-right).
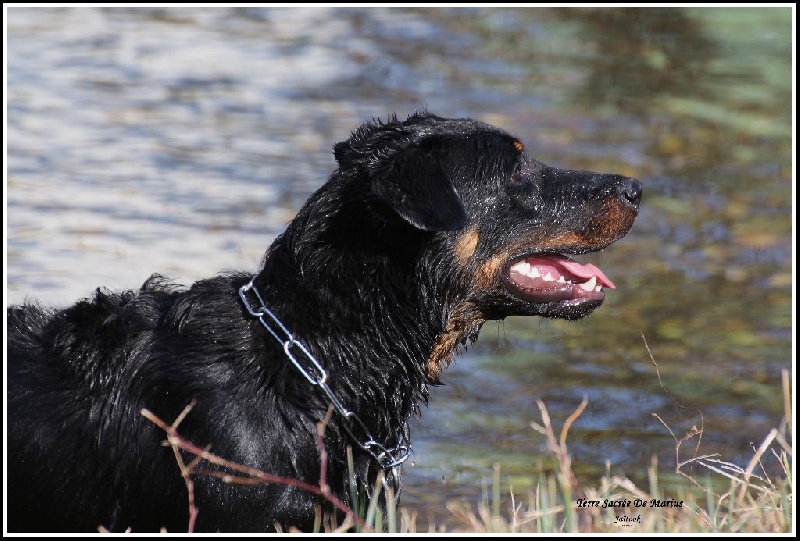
[{"x1": 555, "y1": 8, "x2": 717, "y2": 112}]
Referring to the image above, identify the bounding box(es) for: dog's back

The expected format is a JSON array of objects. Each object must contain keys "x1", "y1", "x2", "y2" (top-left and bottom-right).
[{"x1": 8, "y1": 280, "x2": 186, "y2": 531}]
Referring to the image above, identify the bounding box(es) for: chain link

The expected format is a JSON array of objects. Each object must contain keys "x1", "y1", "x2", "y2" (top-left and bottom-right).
[{"x1": 239, "y1": 278, "x2": 413, "y2": 476}]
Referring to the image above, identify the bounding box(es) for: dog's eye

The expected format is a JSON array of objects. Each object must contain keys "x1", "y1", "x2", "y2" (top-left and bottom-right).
[{"x1": 510, "y1": 171, "x2": 524, "y2": 185}]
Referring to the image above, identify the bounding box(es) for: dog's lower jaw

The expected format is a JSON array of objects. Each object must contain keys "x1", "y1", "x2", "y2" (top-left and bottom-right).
[{"x1": 422, "y1": 288, "x2": 605, "y2": 382}]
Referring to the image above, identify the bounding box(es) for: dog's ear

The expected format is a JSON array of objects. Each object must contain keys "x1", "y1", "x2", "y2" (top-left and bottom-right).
[
  {"x1": 369, "y1": 145, "x2": 469, "y2": 232},
  {"x1": 333, "y1": 116, "x2": 468, "y2": 232}
]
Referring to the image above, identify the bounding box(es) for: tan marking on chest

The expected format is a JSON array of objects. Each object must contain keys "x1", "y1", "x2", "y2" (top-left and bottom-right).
[{"x1": 426, "y1": 303, "x2": 484, "y2": 382}]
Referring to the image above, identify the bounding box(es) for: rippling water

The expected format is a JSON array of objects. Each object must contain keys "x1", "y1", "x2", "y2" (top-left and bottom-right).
[{"x1": 6, "y1": 6, "x2": 793, "y2": 529}]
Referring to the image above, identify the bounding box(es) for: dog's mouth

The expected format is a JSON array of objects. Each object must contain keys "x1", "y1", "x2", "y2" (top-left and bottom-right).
[{"x1": 503, "y1": 253, "x2": 614, "y2": 305}]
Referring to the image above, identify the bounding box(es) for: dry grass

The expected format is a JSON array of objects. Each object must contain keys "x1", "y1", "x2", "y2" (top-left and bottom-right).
[
  {"x1": 415, "y1": 361, "x2": 793, "y2": 534},
  {"x1": 435, "y1": 389, "x2": 791, "y2": 534}
]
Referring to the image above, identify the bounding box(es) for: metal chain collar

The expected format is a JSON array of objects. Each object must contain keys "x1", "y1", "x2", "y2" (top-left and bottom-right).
[{"x1": 239, "y1": 277, "x2": 413, "y2": 477}]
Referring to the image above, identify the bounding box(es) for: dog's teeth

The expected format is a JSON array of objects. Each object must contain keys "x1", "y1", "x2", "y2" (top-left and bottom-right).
[
  {"x1": 581, "y1": 276, "x2": 597, "y2": 291},
  {"x1": 558, "y1": 276, "x2": 566, "y2": 283},
  {"x1": 529, "y1": 267, "x2": 540, "y2": 278},
  {"x1": 595, "y1": 285, "x2": 602, "y2": 292},
  {"x1": 511, "y1": 261, "x2": 532, "y2": 276},
  {"x1": 544, "y1": 272, "x2": 554, "y2": 282}
]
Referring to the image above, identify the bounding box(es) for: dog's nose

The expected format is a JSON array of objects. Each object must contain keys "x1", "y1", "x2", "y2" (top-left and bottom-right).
[{"x1": 618, "y1": 177, "x2": 642, "y2": 207}]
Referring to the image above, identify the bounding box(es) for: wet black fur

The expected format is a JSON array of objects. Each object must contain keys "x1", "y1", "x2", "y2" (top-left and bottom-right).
[{"x1": 7, "y1": 112, "x2": 641, "y2": 532}]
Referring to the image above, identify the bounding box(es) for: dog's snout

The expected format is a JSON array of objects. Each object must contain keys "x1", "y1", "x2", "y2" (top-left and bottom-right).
[{"x1": 618, "y1": 177, "x2": 642, "y2": 207}]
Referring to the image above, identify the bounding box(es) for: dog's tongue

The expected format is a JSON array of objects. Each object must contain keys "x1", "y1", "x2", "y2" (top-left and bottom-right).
[{"x1": 525, "y1": 254, "x2": 615, "y2": 289}]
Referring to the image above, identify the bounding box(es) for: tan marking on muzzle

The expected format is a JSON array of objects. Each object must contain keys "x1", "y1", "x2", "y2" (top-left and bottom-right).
[
  {"x1": 469, "y1": 196, "x2": 636, "y2": 291},
  {"x1": 512, "y1": 139, "x2": 525, "y2": 152},
  {"x1": 545, "y1": 198, "x2": 637, "y2": 250},
  {"x1": 454, "y1": 228, "x2": 479, "y2": 268},
  {"x1": 526, "y1": 231, "x2": 586, "y2": 252},
  {"x1": 585, "y1": 197, "x2": 638, "y2": 247},
  {"x1": 474, "y1": 251, "x2": 507, "y2": 290},
  {"x1": 472, "y1": 231, "x2": 586, "y2": 290}
]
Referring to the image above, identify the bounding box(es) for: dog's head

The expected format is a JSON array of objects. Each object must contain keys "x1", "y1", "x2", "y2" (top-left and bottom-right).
[{"x1": 280, "y1": 112, "x2": 640, "y2": 380}]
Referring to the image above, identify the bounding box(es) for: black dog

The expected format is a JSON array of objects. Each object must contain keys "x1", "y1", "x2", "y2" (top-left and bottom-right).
[{"x1": 7, "y1": 112, "x2": 641, "y2": 532}]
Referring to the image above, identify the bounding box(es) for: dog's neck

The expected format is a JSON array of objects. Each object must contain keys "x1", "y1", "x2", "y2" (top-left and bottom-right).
[
  {"x1": 256, "y1": 234, "x2": 441, "y2": 365},
  {"x1": 251, "y1": 230, "x2": 442, "y2": 434},
  {"x1": 248, "y1": 176, "x2": 491, "y2": 440}
]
